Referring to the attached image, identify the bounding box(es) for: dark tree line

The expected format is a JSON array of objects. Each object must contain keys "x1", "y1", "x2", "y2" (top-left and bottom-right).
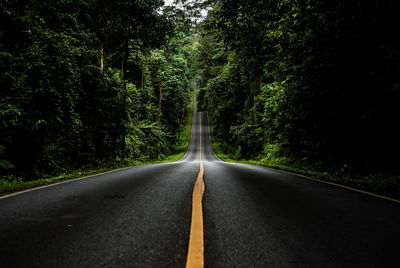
[
  {"x1": 194, "y1": 0, "x2": 400, "y2": 174},
  {"x1": 2, "y1": 0, "x2": 399, "y2": 183},
  {"x1": 0, "y1": 0, "x2": 193, "y2": 180}
]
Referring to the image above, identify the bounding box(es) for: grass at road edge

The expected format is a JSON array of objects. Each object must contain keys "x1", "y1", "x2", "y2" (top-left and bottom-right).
[
  {"x1": 0, "y1": 91, "x2": 194, "y2": 196},
  {"x1": 159, "y1": 89, "x2": 194, "y2": 163},
  {"x1": 209, "y1": 124, "x2": 400, "y2": 201}
]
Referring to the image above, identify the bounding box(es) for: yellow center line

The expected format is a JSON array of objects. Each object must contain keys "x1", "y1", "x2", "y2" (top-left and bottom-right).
[{"x1": 186, "y1": 114, "x2": 205, "y2": 268}]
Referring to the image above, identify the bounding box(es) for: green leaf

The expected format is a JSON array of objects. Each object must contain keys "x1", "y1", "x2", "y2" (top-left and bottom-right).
[
  {"x1": 0, "y1": 145, "x2": 5, "y2": 154},
  {"x1": 0, "y1": 160, "x2": 15, "y2": 169}
]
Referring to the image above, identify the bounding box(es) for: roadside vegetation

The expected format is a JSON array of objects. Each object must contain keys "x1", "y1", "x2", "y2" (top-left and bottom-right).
[
  {"x1": 0, "y1": 1, "x2": 198, "y2": 194},
  {"x1": 0, "y1": 91, "x2": 194, "y2": 195},
  {"x1": 193, "y1": 1, "x2": 400, "y2": 200},
  {"x1": 161, "y1": 88, "x2": 194, "y2": 162},
  {"x1": 1, "y1": 1, "x2": 399, "y2": 199},
  {"x1": 211, "y1": 139, "x2": 400, "y2": 200}
]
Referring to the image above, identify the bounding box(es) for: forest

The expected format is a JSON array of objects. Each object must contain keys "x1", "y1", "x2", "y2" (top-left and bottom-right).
[
  {"x1": 192, "y1": 0, "x2": 400, "y2": 196},
  {"x1": 1, "y1": 0, "x2": 400, "y2": 197},
  {"x1": 0, "y1": 0, "x2": 195, "y2": 188}
]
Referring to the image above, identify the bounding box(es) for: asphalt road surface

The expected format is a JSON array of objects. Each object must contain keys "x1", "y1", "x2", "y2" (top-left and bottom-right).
[{"x1": 1, "y1": 99, "x2": 399, "y2": 267}]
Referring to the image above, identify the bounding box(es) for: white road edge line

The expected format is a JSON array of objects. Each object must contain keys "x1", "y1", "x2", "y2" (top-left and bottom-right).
[
  {"x1": 205, "y1": 112, "x2": 222, "y2": 161},
  {"x1": 240, "y1": 162, "x2": 400, "y2": 204},
  {"x1": 204, "y1": 112, "x2": 399, "y2": 203},
  {"x1": 273, "y1": 167, "x2": 400, "y2": 203},
  {"x1": 1, "y1": 92, "x2": 198, "y2": 200},
  {"x1": 0, "y1": 166, "x2": 136, "y2": 200}
]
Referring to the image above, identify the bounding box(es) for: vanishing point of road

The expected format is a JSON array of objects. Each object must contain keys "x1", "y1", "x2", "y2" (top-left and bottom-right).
[{"x1": 1, "y1": 97, "x2": 399, "y2": 267}]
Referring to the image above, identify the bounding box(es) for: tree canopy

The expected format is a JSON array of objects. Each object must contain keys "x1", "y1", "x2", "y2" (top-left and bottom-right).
[
  {"x1": 194, "y1": 0, "x2": 400, "y2": 174},
  {"x1": 1, "y1": 0, "x2": 399, "y2": 185},
  {"x1": 0, "y1": 0, "x2": 194, "y2": 180}
]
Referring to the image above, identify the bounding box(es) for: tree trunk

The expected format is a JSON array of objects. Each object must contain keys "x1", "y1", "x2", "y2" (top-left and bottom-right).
[
  {"x1": 253, "y1": 69, "x2": 259, "y2": 123},
  {"x1": 121, "y1": 47, "x2": 124, "y2": 79},
  {"x1": 141, "y1": 59, "x2": 144, "y2": 89},
  {"x1": 120, "y1": 41, "x2": 129, "y2": 158},
  {"x1": 158, "y1": 87, "x2": 162, "y2": 129},
  {"x1": 100, "y1": 43, "x2": 104, "y2": 70}
]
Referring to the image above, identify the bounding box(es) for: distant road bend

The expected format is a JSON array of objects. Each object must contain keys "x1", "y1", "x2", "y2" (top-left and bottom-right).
[{"x1": 1, "y1": 96, "x2": 399, "y2": 267}]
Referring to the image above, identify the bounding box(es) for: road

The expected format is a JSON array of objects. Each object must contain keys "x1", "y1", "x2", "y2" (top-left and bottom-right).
[{"x1": 1, "y1": 98, "x2": 399, "y2": 267}]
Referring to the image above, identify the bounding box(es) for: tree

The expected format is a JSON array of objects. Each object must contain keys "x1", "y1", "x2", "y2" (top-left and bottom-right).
[
  {"x1": 0, "y1": 0, "x2": 192, "y2": 181},
  {"x1": 195, "y1": 0, "x2": 400, "y2": 173}
]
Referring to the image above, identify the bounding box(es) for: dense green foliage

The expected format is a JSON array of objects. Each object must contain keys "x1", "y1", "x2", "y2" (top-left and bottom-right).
[
  {"x1": 1, "y1": 0, "x2": 399, "y2": 195},
  {"x1": 0, "y1": 0, "x2": 194, "y2": 183},
  {"x1": 195, "y1": 0, "x2": 400, "y2": 175}
]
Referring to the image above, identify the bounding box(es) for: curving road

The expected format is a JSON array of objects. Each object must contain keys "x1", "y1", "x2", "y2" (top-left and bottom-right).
[{"x1": 1, "y1": 97, "x2": 399, "y2": 267}]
